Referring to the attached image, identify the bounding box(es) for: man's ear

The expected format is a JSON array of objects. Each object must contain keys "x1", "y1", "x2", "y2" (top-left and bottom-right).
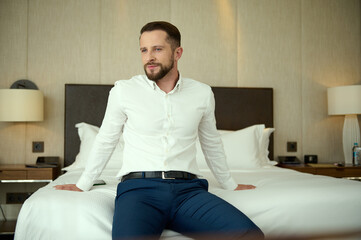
[{"x1": 174, "y1": 47, "x2": 183, "y2": 61}]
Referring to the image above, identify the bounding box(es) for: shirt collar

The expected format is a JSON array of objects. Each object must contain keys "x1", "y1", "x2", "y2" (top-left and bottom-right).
[
  {"x1": 144, "y1": 72, "x2": 183, "y2": 93},
  {"x1": 173, "y1": 72, "x2": 183, "y2": 92},
  {"x1": 145, "y1": 76, "x2": 157, "y2": 90}
]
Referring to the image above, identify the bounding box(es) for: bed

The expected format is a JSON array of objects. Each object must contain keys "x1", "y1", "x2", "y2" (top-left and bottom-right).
[{"x1": 15, "y1": 84, "x2": 361, "y2": 240}]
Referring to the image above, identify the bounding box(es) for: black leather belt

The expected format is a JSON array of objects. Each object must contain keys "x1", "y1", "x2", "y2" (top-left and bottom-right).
[{"x1": 121, "y1": 171, "x2": 198, "y2": 182}]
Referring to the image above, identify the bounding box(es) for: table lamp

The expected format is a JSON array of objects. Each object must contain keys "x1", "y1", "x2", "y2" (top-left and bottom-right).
[
  {"x1": 327, "y1": 85, "x2": 361, "y2": 165},
  {"x1": 0, "y1": 80, "x2": 44, "y2": 122}
]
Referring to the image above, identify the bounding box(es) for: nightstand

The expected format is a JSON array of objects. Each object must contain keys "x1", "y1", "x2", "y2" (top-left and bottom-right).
[
  {"x1": 0, "y1": 164, "x2": 60, "y2": 182},
  {"x1": 0, "y1": 164, "x2": 60, "y2": 237},
  {"x1": 277, "y1": 163, "x2": 361, "y2": 178}
]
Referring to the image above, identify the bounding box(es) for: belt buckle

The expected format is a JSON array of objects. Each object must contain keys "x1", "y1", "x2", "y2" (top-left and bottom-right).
[{"x1": 162, "y1": 171, "x2": 175, "y2": 180}]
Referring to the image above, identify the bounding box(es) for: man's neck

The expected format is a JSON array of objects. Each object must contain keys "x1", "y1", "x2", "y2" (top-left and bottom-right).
[{"x1": 156, "y1": 68, "x2": 179, "y2": 93}]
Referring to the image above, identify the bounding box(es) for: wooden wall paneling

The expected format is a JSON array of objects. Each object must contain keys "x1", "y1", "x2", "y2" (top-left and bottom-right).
[
  {"x1": 26, "y1": 0, "x2": 101, "y2": 165},
  {"x1": 0, "y1": 0, "x2": 28, "y2": 164},
  {"x1": 301, "y1": 0, "x2": 361, "y2": 163},
  {"x1": 171, "y1": 0, "x2": 238, "y2": 87},
  {"x1": 237, "y1": 0, "x2": 302, "y2": 159},
  {"x1": 100, "y1": 0, "x2": 171, "y2": 84}
]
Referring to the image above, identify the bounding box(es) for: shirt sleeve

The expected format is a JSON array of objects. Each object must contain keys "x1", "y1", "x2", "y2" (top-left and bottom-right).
[
  {"x1": 76, "y1": 83, "x2": 127, "y2": 191},
  {"x1": 197, "y1": 89, "x2": 237, "y2": 190}
]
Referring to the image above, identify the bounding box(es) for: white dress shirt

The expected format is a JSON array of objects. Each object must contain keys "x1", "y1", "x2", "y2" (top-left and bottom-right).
[{"x1": 76, "y1": 74, "x2": 237, "y2": 191}]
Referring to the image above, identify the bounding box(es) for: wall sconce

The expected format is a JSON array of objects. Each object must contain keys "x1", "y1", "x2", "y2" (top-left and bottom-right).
[
  {"x1": 327, "y1": 85, "x2": 361, "y2": 165},
  {"x1": 0, "y1": 79, "x2": 44, "y2": 122}
]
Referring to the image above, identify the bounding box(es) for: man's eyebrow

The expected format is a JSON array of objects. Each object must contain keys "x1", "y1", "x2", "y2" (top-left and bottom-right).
[{"x1": 140, "y1": 45, "x2": 164, "y2": 50}]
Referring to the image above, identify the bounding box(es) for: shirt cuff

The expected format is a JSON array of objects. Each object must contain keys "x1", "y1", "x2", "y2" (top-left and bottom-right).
[
  {"x1": 220, "y1": 176, "x2": 238, "y2": 190},
  {"x1": 76, "y1": 173, "x2": 95, "y2": 191}
]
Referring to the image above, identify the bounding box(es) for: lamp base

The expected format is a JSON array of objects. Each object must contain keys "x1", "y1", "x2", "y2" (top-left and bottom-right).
[{"x1": 343, "y1": 114, "x2": 360, "y2": 165}]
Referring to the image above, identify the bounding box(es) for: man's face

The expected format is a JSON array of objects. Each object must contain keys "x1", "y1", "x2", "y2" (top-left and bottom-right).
[{"x1": 139, "y1": 30, "x2": 175, "y2": 81}]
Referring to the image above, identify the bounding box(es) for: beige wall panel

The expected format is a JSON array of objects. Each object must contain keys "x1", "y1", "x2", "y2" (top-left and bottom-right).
[
  {"x1": 101, "y1": 0, "x2": 171, "y2": 83},
  {"x1": 0, "y1": 0, "x2": 28, "y2": 164},
  {"x1": 171, "y1": 0, "x2": 237, "y2": 87},
  {"x1": 0, "y1": 123, "x2": 26, "y2": 164},
  {"x1": 302, "y1": 0, "x2": 361, "y2": 163},
  {"x1": 237, "y1": 0, "x2": 302, "y2": 159},
  {"x1": 0, "y1": 0, "x2": 28, "y2": 84},
  {"x1": 26, "y1": 0, "x2": 101, "y2": 164}
]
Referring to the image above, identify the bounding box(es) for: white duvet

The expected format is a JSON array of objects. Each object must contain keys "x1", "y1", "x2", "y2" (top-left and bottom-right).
[{"x1": 15, "y1": 166, "x2": 361, "y2": 240}]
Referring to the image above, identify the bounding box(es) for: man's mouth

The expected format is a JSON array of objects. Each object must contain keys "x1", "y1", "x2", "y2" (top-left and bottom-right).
[{"x1": 146, "y1": 63, "x2": 160, "y2": 70}]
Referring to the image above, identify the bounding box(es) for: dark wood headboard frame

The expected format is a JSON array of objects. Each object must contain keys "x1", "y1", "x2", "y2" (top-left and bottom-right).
[{"x1": 64, "y1": 84, "x2": 273, "y2": 167}]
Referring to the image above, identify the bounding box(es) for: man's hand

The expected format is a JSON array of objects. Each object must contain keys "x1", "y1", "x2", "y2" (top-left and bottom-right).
[
  {"x1": 54, "y1": 184, "x2": 83, "y2": 192},
  {"x1": 234, "y1": 184, "x2": 256, "y2": 191}
]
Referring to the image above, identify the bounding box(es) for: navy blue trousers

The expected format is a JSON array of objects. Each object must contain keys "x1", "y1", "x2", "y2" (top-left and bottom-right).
[{"x1": 112, "y1": 178, "x2": 264, "y2": 240}]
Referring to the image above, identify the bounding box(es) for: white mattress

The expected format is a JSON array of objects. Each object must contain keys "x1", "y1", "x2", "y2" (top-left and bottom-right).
[{"x1": 15, "y1": 166, "x2": 361, "y2": 240}]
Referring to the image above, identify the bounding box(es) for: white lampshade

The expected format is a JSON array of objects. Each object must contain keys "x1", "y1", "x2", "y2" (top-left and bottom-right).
[
  {"x1": 328, "y1": 85, "x2": 361, "y2": 115},
  {"x1": 327, "y1": 85, "x2": 361, "y2": 165},
  {"x1": 0, "y1": 89, "x2": 44, "y2": 122}
]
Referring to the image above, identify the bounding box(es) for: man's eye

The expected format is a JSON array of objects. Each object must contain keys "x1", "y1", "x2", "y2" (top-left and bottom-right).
[
  {"x1": 155, "y1": 48, "x2": 162, "y2": 51},
  {"x1": 141, "y1": 49, "x2": 147, "y2": 53}
]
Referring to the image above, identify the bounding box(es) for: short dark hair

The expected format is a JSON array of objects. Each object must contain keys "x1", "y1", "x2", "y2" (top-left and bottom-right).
[{"x1": 140, "y1": 21, "x2": 181, "y2": 50}]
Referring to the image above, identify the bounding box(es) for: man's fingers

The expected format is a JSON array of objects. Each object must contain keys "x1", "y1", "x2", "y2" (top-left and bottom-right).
[
  {"x1": 54, "y1": 184, "x2": 83, "y2": 192},
  {"x1": 234, "y1": 184, "x2": 256, "y2": 191}
]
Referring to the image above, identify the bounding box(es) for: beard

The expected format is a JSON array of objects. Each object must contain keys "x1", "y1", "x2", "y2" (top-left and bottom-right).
[{"x1": 144, "y1": 57, "x2": 174, "y2": 81}]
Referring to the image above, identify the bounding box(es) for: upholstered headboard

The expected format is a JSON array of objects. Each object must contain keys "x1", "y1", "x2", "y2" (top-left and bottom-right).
[{"x1": 64, "y1": 84, "x2": 273, "y2": 167}]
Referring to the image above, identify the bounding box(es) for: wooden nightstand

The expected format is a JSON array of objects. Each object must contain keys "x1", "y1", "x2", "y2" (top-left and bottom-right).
[
  {"x1": 277, "y1": 163, "x2": 361, "y2": 178},
  {"x1": 0, "y1": 164, "x2": 60, "y2": 182},
  {"x1": 0, "y1": 164, "x2": 60, "y2": 237}
]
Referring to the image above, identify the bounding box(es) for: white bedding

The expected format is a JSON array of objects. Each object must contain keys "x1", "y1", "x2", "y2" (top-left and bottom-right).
[{"x1": 15, "y1": 166, "x2": 361, "y2": 240}]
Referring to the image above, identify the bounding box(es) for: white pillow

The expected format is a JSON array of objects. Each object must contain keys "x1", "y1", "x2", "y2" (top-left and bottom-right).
[
  {"x1": 217, "y1": 129, "x2": 233, "y2": 135},
  {"x1": 196, "y1": 125, "x2": 265, "y2": 170},
  {"x1": 62, "y1": 122, "x2": 123, "y2": 171},
  {"x1": 259, "y1": 128, "x2": 276, "y2": 166},
  {"x1": 218, "y1": 128, "x2": 275, "y2": 165}
]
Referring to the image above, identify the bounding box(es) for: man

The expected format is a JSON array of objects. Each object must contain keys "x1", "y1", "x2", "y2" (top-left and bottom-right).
[{"x1": 56, "y1": 21, "x2": 264, "y2": 240}]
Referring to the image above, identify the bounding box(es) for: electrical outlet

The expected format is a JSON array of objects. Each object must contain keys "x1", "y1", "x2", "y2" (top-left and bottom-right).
[
  {"x1": 287, "y1": 142, "x2": 297, "y2": 152},
  {"x1": 6, "y1": 192, "x2": 32, "y2": 204},
  {"x1": 32, "y1": 141, "x2": 44, "y2": 153}
]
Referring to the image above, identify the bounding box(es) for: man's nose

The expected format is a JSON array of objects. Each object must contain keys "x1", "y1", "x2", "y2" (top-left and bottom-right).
[{"x1": 145, "y1": 51, "x2": 155, "y2": 62}]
